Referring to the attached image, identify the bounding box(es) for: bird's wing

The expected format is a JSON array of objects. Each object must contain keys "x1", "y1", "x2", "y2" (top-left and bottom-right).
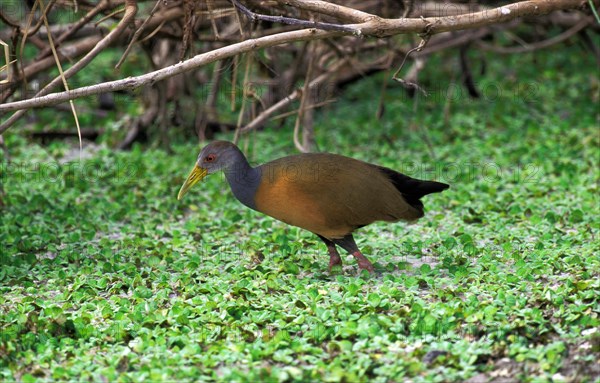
[{"x1": 254, "y1": 154, "x2": 420, "y2": 238}]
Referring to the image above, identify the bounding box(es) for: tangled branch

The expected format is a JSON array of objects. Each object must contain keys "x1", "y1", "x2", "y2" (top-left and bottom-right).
[{"x1": 0, "y1": 0, "x2": 594, "y2": 141}]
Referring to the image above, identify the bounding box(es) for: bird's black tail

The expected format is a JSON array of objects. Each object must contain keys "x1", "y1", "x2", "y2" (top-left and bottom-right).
[{"x1": 374, "y1": 165, "x2": 449, "y2": 211}]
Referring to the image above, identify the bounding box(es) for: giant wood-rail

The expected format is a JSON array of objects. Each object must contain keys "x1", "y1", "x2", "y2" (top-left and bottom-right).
[{"x1": 177, "y1": 141, "x2": 449, "y2": 273}]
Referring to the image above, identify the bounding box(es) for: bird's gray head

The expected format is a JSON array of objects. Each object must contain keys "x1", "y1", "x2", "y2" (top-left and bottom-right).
[
  {"x1": 196, "y1": 140, "x2": 243, "y2": 174},
  {"x1": 177, "y1": 141, "x2": 246, "y2": 200}
]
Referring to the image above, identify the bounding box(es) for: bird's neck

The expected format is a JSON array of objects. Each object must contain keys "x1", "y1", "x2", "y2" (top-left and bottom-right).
[{"x1": 224, "y1": 157, "x2": 260, "y2": 210}]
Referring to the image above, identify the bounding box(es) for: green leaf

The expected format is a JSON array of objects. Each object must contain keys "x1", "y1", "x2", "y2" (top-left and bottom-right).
[
  {"x1": 367, "y1": 293, "x2": 381, "y2": 307},
  {"x1": 569, "y1": 209, "x2": 584, "y2": 223}
]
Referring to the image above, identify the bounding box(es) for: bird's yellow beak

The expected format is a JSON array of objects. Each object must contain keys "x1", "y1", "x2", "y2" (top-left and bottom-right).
[{"x1": 177, "y1": 164, "x2": 208, "y2": 200}]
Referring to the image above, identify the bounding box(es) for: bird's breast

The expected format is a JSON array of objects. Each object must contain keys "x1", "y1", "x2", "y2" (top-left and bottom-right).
[{"x1": 254, "y1": 175, "x2": 329, "y2": 229}]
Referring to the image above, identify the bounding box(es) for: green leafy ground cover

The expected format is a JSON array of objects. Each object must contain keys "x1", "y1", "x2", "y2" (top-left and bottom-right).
[{"x1": 1, "y1": 46, "x2": 599, "y2": 382}]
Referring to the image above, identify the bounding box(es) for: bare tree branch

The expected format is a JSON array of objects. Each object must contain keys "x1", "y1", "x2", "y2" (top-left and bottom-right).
[
  {"x1": 116, "y1": 0, "x2": 163, "y2": 69},
  {"x1": 476, "y1": 17, "x2": 591, "y2": 54},
  {"x1": 231, "y1": 0, "x2": 361, "y2": 33},
  {"x1": 1, "y1": 0, "x2": 138, "y2": 132},
  {"x1": 34, "y1": 0, "x2": 111, "y2": 61},
  {"x1": 0, "y1": 0, "x2": 587, "y2": 134},
  {"x1": 273, "y1": 0, "x2": 375, "y2": 23}
]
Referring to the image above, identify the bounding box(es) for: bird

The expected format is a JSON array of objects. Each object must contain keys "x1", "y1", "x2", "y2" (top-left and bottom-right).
[{"x1": 177, "y1": 141, "x2": 449, "y2": 273}]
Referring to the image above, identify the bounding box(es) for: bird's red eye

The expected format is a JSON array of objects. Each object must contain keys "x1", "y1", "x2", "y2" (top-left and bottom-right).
[{"x1": 205, "y1": 154, "x2": 216, "y2": 162}]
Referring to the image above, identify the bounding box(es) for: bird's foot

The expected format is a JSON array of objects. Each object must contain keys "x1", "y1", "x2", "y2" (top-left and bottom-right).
[
  {"x1": 328, "y1": 252, "x2": 343, "y2": 274},
  {"x1": 358, "y1": 262, "x2": 375, "y2": 274},
  {"x1": 352, "y1": 251, "x2": 375, "y2": 273}
]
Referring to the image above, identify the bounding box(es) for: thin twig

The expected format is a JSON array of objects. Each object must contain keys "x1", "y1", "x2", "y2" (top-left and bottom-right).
[
  {"x1": 40, "y1": 0, "x2": 82, "y2": 151},
  {"x1": 138, "y1": 20, "x2": 166, "y2": 43},
  {"x1": 18, "y1": 0, "x2": 41, "y2": 92},
  {"x1": 206, "y1": 0, "x2": 222, "y2": 39},
  {"x1": 0, "y1": 9, "x2": 21, "y2": 28},
  {"x1": 240, "y1": 59, "x2": 347, "y2": 134},
  {"x1": 0, "y1": 134, "x2": 8, "y2": 162},
  {"x1": 271, "y1": 99, "x2": 336, "y2": 120},
  {"x1": 392, "y1": 31, "x2": 431, "y2": 96},
  {"x1": 402, "y1": 0, "x2": 414, "y2": 18},
  {"x1": 0, "y1": 0, "x2": 586, "y2": 130},
  {"x1": 233, "y1": 53, "x2": 253, "y2": 145},
  {"x1": 231, "y1": 54, "x2": 239, "y2": 112},
  {"x1": 196, "y1": 60, "x2": 224, "y2": 140},
  {"x1": 95, "y1": 7, "x2": 125, "y2": 26},
  {"x1": 588, "y1": 0, "x2": 600, "y2": 24},
  {"x1": 24, "y1": 0, "x2": 58, "y2": 37},
  {"x1": 273, "y1": 0, "x2": 374, "y2": 23},
  {"x1": 230, "y1": 0, "x2": 361, "y2": 33},
  {"x1": 116, "y1": 0, "x2": 163, "y2": 69},
  {"x1": 376, "y1": 54, "x2": 394, "y2": 120},
  {"x1": 0, "y1": 39, "x2": 14, "y2": 84},
  {"x1": 0, "y1": 0, "x2": 138, "y2": 133},
  {"x1": 293, "y1": 41, "x2": 315, "y2": 153},
  {"x1": 477, "y1": 19, "x2": 591, "y2": 54},
  {"x1": 35, "y1": 0, "x2": 109, "y2": 60}
]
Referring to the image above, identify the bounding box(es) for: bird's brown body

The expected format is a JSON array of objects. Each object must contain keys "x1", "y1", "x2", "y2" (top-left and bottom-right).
[
  {"x1": 254, "y1": 154, "x2": 423, "y2": 239},
  {"x1": 178, "y1": 141, "x2": 449, "y2": 273}
]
